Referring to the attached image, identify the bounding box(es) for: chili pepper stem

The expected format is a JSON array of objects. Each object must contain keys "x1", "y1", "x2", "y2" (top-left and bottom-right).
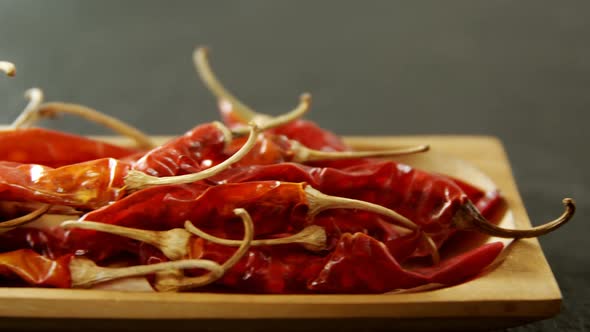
[
  {"x1": 61, "y1": 220, "x2": 192, "y2": 260},
  {"x1": 125, "y1": 124, "x2": 261, "y2": 190},
  {"x1": 155, "y1": 208, "x2": 254, "y2": 292},
  {"x1": 231, "y1": 94, "x2": 312, "y2": 137},
  {"x1": 0, "y1": 61, "x2": 16, "y2": 77},
  {"x1": 304, "y1": 185, "x2": 418, "y2": 231},
  {"x1": 194, "y1": 47, "x2": 257, "y2": 123},
  {"x1": 70, "y1": 257, "x2": 223, "y2": 289},
  {"x1": 290, "y1": 140, "x2": 430, "y2": 163},
  {"x1": 185, "y1": 222, "x2": 328, "y2": 252},
  {"x1": 421, "y1": 232, "x2": 440, "y2": 265},
  {"x1": 31, "y1": 102, "x2": 155, "y2": 149},
  {"x1": 194, "y1": 47, "x2": 311, "y2": 126},
  {"x1": 0, "y1": 203, "x2": 50, "y2": 232},
  {"x1": 455, "y1": 198, "x2": 576, "y2": 238},
  {"x1": 211, "y1": 121, "x2": 233, "y2": 149},
  {"x1": 9, "y1": 88, "x2": 45, "y2": 129}
]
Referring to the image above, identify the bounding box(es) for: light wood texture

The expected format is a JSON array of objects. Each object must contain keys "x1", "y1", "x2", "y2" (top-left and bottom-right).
[{"x1": 0, "y1": 136, "x2": 561, "y2": 329}]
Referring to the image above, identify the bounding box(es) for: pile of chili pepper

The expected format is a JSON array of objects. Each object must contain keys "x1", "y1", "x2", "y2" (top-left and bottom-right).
[{"x1": 0, "y1": 53, "x2": 575, "y2": 294}]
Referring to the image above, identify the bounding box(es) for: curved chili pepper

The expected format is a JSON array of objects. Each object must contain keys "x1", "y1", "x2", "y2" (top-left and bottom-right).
[
  {"x1": 0, "y1": 128, "x2": 138, "y2": 168},
  {"x1": 0, "y1": 124, "x2": 260, "y2": 210}
]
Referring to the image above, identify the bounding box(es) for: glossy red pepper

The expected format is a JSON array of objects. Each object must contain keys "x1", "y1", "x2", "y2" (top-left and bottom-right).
[
  {"x1": 0, "y1": 249, "x2": 72, "y2": 288},
  {"x1": 0, "y1": 128, "x2": 138, "y2": 168},
  {"x1": 0, "y1": 158, "x2": 129, "y2": 210},
  {"x1": 132, "y1": 122, "x2": 228, "y2": 177}
]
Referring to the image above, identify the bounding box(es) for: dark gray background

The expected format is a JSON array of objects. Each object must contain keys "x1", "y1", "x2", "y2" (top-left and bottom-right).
[{"x1": 0, "y1": 1, "x2": 588, "y2": 331}]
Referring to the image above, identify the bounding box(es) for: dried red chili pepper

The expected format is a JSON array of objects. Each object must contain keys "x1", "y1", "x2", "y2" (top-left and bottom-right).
[
  {"x1": 0, "y1": 124, "x2": 261, "y2": 211},
  {"x1": 0, "y1": 159, "x2": 129, "y2": 210},
  {"x1": 0, "y1": 128, "x2": 138, "y2": 168}
]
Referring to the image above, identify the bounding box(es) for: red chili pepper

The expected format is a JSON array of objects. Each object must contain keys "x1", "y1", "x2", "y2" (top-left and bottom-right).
[
  {"x1": 0, "y1": 128, "x2": 138, "y2": 168},
  {"x1": 0, "y1": 249, "x2": 72, "y2": 288},
  {"x1": 0, "y1": 158, "x2": 129, "y2": 210},
  {"x1": 132, "y1": 122, "x2": 229, "y2": 176},
  {"x1": 0, "y1": 124, "x2": 261, "y2": 210}
]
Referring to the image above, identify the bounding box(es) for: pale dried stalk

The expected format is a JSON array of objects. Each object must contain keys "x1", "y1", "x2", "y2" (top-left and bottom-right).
[
  {"x1": 0, "y1": 204, "x2": 50, "y2": 233},
  {"x1": 290, "y1": 140, "x2": 430, "y2": 163},
  {"x1": 185, "y1": 222, "x2": 327, "y2": 252},
  {"x1": 194, "y1": 47, "x2": 311, "y2": 127},
  {"x1": 70, "y1": 258, "x2": 223, "y2": 289},
  {"x1": 0, "y1": 61, "x2": 15, "y2": 77},
  {"x1": 230, "y1": 94, "x2": 311, "y2": 136},
  {"x1": 35, "y1": 102, "x2": 155, "y2": 149},
  {"x1": 154, "y1": 208, "x2": 254, "y2": 292},
  {"x1": 304, "y1": 185, "x2": 417, "y2": 231},
  {"x1": 61, "y1": 220, "x2": 191, "y2": 260},
  {"x1": 10, "y1": 88, "x2": 45, "y2": 129}
]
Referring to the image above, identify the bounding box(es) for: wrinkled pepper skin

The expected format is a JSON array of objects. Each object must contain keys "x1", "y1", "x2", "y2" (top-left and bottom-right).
[
  {"x1": 132, "y1": 123, "x2": 228, "y2": 177},
  {"x1": 0, "y1": 128, "x2": 137, "y2": 168},
  {"x1": 0, "y1": 158, "x2": 130, "y2": 210},
  {"x1": 140, "y1": 232, "x2": 503, "y2": 294},
  {"x1": 0, "y1": 249, "x2": 72, "y2": 288}
]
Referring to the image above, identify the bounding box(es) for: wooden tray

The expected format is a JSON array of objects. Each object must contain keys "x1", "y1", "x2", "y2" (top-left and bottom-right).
[{"x1": 0, "y1": 136, "x2": 562, "y2": 331}]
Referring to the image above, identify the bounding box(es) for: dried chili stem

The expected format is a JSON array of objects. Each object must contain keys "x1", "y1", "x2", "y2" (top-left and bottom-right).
[
  {"x1": 155, "y1": 208, "x2": 254, "y2": 292},
  {"x1": 61, "y1": 220, "x2": 191, "y2": 260},
  {"x1": 194, "y1": 47, "x2": 258, "y2": 122},
  {"x1": 421, "y1": 232, "x2": 440, "y2": 265},
  {"x1": 230, "y1": 94, "x2": 312, "y2": 136},
  {"x1": 194, "y1": 47, "x2": 310, "y2": 126},
  {"x1": 455, "y1": 198, "x2": 576, "y2": 238},
  {"x1": 0, "y1": 61, "x2": 16, "y2": 77},
  {"x1": 70, "y1": 257, "x2": 223, "y2": 289},
  {"x1": 304, "y1": 185, "x2": 418, "y2": 231},
  {"x1": 185, "y1": 222, "x2": 327, "y2": 252},
  {"x1": 0, "y1": 203, "x2": 50, "y2": 233},
  {"x1": 31, "y1": 102, "x2": 155, "y2": 149},
  {"x1": 10, "y1": 88, "x2": 45, "y2": 129},
  {"x1": 125, "y1": 124, "x2": 261, "y2": 190},
  {"x1": 290, "y1": 140, "x2": 430, "y2": 163}
]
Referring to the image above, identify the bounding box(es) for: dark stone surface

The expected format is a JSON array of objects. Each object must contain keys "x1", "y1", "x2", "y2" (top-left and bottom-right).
[{"x1": 0, "y1": 1, "x2": 588, "y2": 331}]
